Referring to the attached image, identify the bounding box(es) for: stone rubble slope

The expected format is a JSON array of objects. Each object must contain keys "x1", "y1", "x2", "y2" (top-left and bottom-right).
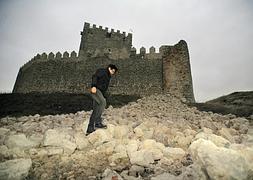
[{"x1": 0, "y1": 93, "x2": 252, "y2": 180}]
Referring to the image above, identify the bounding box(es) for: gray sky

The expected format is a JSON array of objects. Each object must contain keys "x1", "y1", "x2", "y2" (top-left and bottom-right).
[{"x1": 0, "y1": 0, "x2": 252, "y2": 102}]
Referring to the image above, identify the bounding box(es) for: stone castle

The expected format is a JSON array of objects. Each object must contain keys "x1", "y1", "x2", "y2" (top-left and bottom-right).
[{"x1": 13, "y1": 22, "x2": 195, "y2": 103}]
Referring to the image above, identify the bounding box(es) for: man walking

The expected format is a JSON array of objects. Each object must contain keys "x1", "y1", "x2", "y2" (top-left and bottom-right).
[{"x1": 86, "y1": 64, "x2": 118, "y2": 135}]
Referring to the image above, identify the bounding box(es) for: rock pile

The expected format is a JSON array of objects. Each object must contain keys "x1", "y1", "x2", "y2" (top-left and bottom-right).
[{"x1": 0, "y1": 93, "x2": 252, "y2": 179}]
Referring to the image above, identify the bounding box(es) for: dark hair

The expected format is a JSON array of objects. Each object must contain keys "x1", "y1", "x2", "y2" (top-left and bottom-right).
[{"x1": 108, "y1": 64, "x2": 118, "y2": 72}]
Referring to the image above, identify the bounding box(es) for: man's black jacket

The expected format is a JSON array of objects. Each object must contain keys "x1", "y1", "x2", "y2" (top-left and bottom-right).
[{"x1": 91, "y1": 68, "x2": 111, "y2": 96}]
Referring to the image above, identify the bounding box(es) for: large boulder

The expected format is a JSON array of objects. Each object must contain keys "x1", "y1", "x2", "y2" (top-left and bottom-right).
[
  {"x1": 139, "y1": 139, "x2": 165, "y2": 160},
  {"x1": 133, "y1": 122, "x2": 154, "y2": 139},
  {"x1": 0, "y1": 158, "x2": 32, "y2": 180},
  {"x1": 230, "y1": 144, "x2": 253, "y2": 170},
  {"x1": 43, "y1": 129, "x2": 77, "y2": 154},
  {"x1": 163, "y1": 147, "x2": 186, "y2": 161},
  {"x1": 87, "y1": 129, "x2": 112, "y2": 147},
  {"x1": 129, "y1": 149, "x2": 154, "y2": 167},
  {"x1": 218, "y1": 128, "x2": 237, "y2": 143},
  {"x1": 108, "y1": 151, "x2": 130, "y2": 171},
  {"x1": 74, "y1": 132, "x2": 91, "y2": 150},
  {"x1": 126, "y1": 139, "x2": 139, "y2": 154},
  {"x1": 189, "y1": 138, "x2": 251, "y2": 180},
  {"x1": 4, "y1": 134, "x2": 38, "y2": 149},
  {"x1": 170, "y1": 131, "x2": 193, "y2": 149},
  {"x1": 193, "y1": 132, "x2": 231, "y2": 147},
  {"x1": 0, "y1": 128, "x2": 10, "y2": 136}
]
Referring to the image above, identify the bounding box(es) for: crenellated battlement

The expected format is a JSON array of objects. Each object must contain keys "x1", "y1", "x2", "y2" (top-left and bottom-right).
[
  {"x1": 21, "y1": 51, "x2": 78, "y2": 71},
  {"x1": 83, "y1": 22, "x2": 132, "y2": 38},
  {"x1": 31, "y1": 51, "x2": 77, "y2": 60},
  {"x1": 130, "y1": 46, "x2": 173, "y2": 60}
]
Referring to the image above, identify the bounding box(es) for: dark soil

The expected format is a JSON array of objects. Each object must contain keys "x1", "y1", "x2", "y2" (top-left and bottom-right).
[{"x1": 0, "y1": 93, "x2": 140, "y2": 118}]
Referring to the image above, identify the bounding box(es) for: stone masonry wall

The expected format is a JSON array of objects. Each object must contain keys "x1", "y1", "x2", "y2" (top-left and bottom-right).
[
  {"x1": 162, "y1": 40, "x2": 195, "y2": 103},
  {"x1": 13, "y1": 53, "x2": 163, "y2": 96}
]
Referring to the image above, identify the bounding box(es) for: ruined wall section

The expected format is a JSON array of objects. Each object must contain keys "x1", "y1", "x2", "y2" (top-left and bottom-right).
[
  {"x1": 79, "y1": 22, "x2": 132, "y2": 60},
  {"x1": 161, "y1": 40, "x2": 195, "y2": 103}
]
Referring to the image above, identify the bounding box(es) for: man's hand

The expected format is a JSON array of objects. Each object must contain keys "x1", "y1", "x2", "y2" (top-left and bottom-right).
[{"x1": 90, "y1": 87, "x2": 97, "y2": 94}]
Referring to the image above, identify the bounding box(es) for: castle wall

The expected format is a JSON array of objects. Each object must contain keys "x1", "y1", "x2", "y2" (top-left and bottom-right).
[{"x1": 13, "y1": 53, "x2": 163, "y2": 96}]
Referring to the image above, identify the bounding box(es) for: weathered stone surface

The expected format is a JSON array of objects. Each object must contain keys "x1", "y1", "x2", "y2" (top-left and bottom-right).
[
  {"x1": 189, "y1": 138, "x2": 251, "y2": 180},
  {"x1": 29, "y1": 147, "x2": 64, "y2": 157},
  {"x1": 0, "y1": 158, "x2": 32, "y2": 180},
  {"x1": 128, "y1": 165, "x2": 145, "y2": 177},
  {"x1": 121, "y1": 170, "x2": 142, "y2": 180},
  {"x1": 108, "y1": 151, "x2": 130, "y2": 171},
  {"x1": 0, "y1": 128, "x2": 10, "y2": 136},
  {"x1": 4, "y1": 134, "x2": 38, "y2": 149},
  {"x1": 126, "y1": 140, "x2": 139, "y2": 154},
  {"x1": 28, "y1": 133, "x2": 43, "y2": 147},
  {"x1": 114, "y1": 125, "x2": 129, "y2": 139},
  {"x1": 151, "y1": 172, "x2": 177, "y2": 180},
  {"x1": 193, "y1": 132, "x2": 231, "y2": 147},
  {"x1": 0, "y1": 145, "x2": 9, "y2": 159},
  {"x1": 7, "y1": 147, "x2": 27, "y2": 159},
  {"x1": 87, "y1": 129, "x2": 112, "y2": 147},
  {"x1": 0, "y1": 128, "x2": 10, "y2": 145},
  {"x1": 43, "y1": 129, "x2": 77, "y2": 154},
  {"x1": 102, "y1": 168, "x2": 123, "y2": 180},
  {"x1": 230, "y1": 144, "x2": 253, "y2": 170},
  {"x1": 60, "y1": 117, "x2": 75, "y2": 127},
  {"x1": 74, "y1": 132, "x2": 91, "y2": 150},
  {"x1": 178, "y1": 163, "x2": 207, "y2": 180},
  {"x1": 129, "y1": 149, "x2": 154, "y2": 167},
  {"x1": 139, "y1": 139, "x2": 165, "y2": 160},
  {"x1": 218, "y1": 127, "x2": 236, "y2": 143},
  {"x1": 163, "y1": 147, "x2": 185, "y2": 161}
]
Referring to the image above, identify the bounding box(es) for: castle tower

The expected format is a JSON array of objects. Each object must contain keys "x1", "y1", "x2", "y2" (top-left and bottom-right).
[
  {"x1": 79, "y1": 22, "x2": 132, "y2": 59},
  {"x1": 161, "y1": 40, "x2": 195, "y2": 103}
]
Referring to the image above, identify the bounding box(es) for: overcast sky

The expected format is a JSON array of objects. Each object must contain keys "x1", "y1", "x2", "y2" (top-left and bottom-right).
[{"x1": 0, "y1": 0, "x2": 252, "y2": 102}]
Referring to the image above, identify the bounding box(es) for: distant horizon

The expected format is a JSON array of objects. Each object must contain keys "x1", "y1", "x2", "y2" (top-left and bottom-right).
[{"x1": 0, "y1": 89, "x2": 252, "y2": 103}]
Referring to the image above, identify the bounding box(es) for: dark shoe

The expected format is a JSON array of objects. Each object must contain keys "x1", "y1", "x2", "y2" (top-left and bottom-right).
[
  {"x1": 95, "y1": 123, "x2": 107, "y2": 129},
  {"x1": 86, "y1": 127, "x2": 95, "y2": 136}
]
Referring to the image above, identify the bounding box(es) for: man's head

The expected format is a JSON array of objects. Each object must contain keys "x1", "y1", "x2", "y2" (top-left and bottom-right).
[{"x1": 107, "y1": 64, "x2": 118, "y2": 75}]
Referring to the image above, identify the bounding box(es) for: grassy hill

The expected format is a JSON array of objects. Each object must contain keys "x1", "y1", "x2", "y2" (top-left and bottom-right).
[{"x1": 192, "y1": 91, "x2": 253, "y2": 118}]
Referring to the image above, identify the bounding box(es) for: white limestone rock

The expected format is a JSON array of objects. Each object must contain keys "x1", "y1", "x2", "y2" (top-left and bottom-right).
[
  {"x1": 43, "y1": 129, "x2": 77, "y2": 154},
  {"x1": 4, "y1": 134, "x2": 38, "y2": 149},
  {"x1": 163, "y1": 147, "x2": 186, "y2": 161},
  {"x1": 189, "y1": 138, "x2": 251, "y2": 180},
  {"x1": 0, "y1": 158, "x2": 32, "y2": 180},
  {"x1": 129, "y1": 149, "x2": 154, "y2": 167},
  {"x1": 193, "y1": 132, "x2": 231, "y2": 147}
]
